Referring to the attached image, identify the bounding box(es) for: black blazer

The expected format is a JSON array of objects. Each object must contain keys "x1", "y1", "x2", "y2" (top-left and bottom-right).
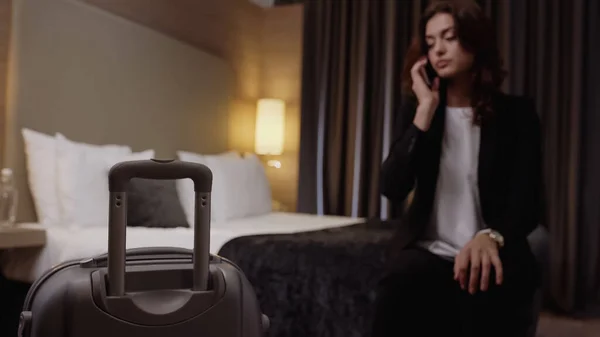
[{"x1": 381, "y1": 91, "x2": 543, "y2": 260}]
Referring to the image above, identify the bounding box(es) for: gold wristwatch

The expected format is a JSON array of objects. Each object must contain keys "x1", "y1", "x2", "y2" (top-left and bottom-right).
[{"x1": 478, "y1": 229, "x2": 505, "y2": 248}]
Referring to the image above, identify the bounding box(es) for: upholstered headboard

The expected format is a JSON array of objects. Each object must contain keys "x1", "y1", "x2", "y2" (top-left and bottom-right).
[{"x1": 3, "y1": 0, "x2": 234, "y2": 223}]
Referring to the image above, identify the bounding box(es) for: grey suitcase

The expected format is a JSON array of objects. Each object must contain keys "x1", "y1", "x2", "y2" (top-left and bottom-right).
[{"x1": 18, "y1": 159, "x2": 269, "y2": 337}]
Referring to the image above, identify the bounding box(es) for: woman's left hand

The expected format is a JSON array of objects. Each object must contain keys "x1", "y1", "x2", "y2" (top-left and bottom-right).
[{"x1": 454, "y1": 233, "x2": 503, "y2": 294}]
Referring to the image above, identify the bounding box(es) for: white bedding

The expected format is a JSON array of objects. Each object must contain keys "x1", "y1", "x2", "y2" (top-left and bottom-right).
[{"x1": 0, "y1": 212, "x2": 362, "y2": 283}]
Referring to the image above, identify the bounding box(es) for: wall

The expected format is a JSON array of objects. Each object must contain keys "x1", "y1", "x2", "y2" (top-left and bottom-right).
[
  {"x1": 78, "y1": 0, "x2": 264, "y2": 159},
  {"x1": 259, "y1": 4, "x2": 303, "y2": 211},
  {"x1": 5, "y1": 0, "x2": 234, "y2": 222},
  {"x1": 0, "y1": 0, "x2": 11, "y2": 167},
  {"x1": 0, "y1": 0, "x2": 305, "y2": 211},
  {"x1": 80, "y1": 0, "x2": 305, "y2": 210},
  {"x1": 79, "y1": 0, "x2": 264, "y2": 101}
]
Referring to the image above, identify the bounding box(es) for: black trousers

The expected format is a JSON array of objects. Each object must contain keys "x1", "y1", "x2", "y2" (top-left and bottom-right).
[{"x1": 371, "y1": 246, "x2": 537, "y2": 337}]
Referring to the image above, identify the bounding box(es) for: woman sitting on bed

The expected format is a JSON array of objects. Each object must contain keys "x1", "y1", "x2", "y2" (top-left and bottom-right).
[{"x1": 371, "y1": 1, "x2": 543, "y2": 337}]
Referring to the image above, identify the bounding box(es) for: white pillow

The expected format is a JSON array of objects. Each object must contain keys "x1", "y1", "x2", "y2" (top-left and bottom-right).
[
  {"x1": 55, "y1": 132, "x2": 153, "y2": 228},
  {"x1": 176, "y1": 150, "x2": 239, "y2": 225},
  {"x1": 21, "y1": 129, "x2": 132, "y2": 225},
  {"x1": 208, "y1": 153, "x2": 272, "y2": 221},
  {"x1": 21, "y1": 129, "x2": 61, "y2": 225}
]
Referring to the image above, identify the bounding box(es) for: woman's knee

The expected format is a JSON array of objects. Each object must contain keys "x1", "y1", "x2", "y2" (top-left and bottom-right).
[
  {"x1": 376, "y1": 249, "x2": 444, "y2": 300},
  {"x1": 375, "y1": 271, "x2": 419, "y2": 300}
]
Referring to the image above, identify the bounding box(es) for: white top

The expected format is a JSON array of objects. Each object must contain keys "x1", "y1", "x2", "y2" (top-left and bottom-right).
[{"x1": 419, "y1": 107, "x2": 484, "y2": 258}]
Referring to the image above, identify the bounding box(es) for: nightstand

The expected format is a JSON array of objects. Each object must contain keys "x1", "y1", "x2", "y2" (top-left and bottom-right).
[{"x1": 0, "y1": 225, "x2": 46, "y2": 249}]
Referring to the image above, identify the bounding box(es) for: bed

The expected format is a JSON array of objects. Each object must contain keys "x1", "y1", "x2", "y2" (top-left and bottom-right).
[
  {"x1": 0, "y1": 212, "x2": 365, "y2": 285},
  {"x1": 0, "y1": 214, "x2": 393, "y2": 337},
  {"x1": 0, "y1": 211, "x2": 392, "y2": 337}
]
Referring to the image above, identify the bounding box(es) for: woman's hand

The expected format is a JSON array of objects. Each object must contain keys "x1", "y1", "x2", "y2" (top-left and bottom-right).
[
  {"x1": 410, "y1": 57, "x2": 440, "y2": 131},
  {"x1": 454, "y1": 233, "x2": 504, "y2": 294}
]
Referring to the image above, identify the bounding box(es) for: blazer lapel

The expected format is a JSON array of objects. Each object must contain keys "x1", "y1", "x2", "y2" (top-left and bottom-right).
[{"x1": 477, "y1": 95, "x2": 501, "y2": 204}]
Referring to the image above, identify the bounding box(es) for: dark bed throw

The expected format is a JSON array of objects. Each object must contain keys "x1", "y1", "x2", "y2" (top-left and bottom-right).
[{"x1": 217, "y1": 221, "x2": 394, "y2": 337}]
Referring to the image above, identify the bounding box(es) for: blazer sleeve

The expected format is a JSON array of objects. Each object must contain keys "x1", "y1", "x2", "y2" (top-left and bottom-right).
[
  {"x1": 380, "y1": 98, "x2": 426, "y2": 203},
  {"x1": 491, "y1": 98, "x2": 543, "y2": 245}
]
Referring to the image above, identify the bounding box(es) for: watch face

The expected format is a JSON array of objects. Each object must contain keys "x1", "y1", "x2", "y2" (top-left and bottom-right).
[{"x1": 489, "y1": 231, "x2": 504, "y2": 247}]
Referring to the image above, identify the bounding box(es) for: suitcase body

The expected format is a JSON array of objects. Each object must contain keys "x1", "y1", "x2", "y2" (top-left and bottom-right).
[{"x1": 18, "y1": 160, "x2": 268, "y2": 337}]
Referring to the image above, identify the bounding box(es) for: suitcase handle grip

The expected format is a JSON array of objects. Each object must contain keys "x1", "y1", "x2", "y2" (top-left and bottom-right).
[
  {"x1": 108, "y1": 159, "x2": 212, "y2": 192},
  {"x1": 106, "y1": 159, "x2": 212, "y2": 297}
]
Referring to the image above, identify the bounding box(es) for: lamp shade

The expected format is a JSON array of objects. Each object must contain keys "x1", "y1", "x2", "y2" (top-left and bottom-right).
[{"x1": 254, "y1": 98, "x2": 285, "y2": 155}]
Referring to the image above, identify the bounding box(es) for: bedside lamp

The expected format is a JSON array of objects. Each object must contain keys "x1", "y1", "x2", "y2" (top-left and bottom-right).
[{"x1": 254, "y1": 98, "x2": 285, "y2": 168}]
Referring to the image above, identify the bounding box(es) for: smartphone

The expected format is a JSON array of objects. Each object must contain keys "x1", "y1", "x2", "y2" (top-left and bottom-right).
[{"x1": 419, "y1": 60, "x2": 437, "y2": 88}]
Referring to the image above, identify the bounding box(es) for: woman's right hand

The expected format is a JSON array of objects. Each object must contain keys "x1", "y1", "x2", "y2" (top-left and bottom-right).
[{"x1": 410, "y1": 57, "x2": 440, "y2": 131}]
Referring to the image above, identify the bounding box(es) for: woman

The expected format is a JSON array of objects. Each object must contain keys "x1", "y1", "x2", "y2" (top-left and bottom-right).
[{"x1": 372, "y1": 1, "x2": 543, "y2": 337}]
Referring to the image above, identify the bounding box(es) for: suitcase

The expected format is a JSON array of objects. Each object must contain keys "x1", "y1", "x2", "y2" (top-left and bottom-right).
[{"x1": 18, "y1": 159, "x2": 270, "y2": 337}]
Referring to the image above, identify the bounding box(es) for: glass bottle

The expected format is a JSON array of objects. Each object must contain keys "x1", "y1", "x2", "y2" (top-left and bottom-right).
[{"x1": 0, "y1": 168, "x2": 18, "y2": 227}]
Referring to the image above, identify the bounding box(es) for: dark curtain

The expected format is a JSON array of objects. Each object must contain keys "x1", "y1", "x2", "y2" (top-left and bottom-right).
[
  {"x1": 297, "y1": 0, "x2": 423, "y2": 218},
  {"x1": 579, "y1": 0, "x2": 600, "y2": 315},
  {"x1": 298, "y1": 0, "x2": 600, "y2": 315}
]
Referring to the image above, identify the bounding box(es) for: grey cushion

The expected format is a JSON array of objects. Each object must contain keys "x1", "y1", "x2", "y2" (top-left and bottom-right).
[{"x1": 126, "y1": 178, "x2": 189, "y2": 228}]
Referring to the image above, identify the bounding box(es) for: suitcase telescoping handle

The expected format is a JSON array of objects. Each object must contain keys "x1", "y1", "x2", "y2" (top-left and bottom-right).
[{"x1": 106, "y1": 159, "x2": 212, "y2": 297}]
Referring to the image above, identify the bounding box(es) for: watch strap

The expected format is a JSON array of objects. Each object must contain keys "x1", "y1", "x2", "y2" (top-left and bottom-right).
[{"x1": 478, "y1": 228, "x2": 505, "y2": 248}]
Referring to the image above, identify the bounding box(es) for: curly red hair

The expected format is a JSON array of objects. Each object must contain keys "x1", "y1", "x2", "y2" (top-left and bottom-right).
[{"x1": 401, "y1": 0, "x2": 507, "y2": 124}]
